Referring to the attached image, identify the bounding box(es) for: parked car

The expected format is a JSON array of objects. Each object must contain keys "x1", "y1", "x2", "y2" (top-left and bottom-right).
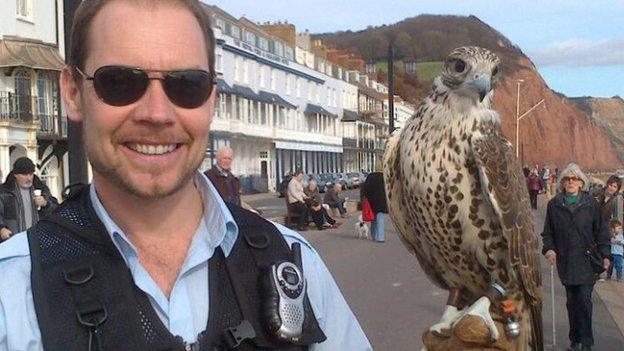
[
  {"x1": 333, "y1": 172, "x2": 355, "y2": 189},
  {"x1": 317, "y1": 173, "x2": 334, "y2": 193}
]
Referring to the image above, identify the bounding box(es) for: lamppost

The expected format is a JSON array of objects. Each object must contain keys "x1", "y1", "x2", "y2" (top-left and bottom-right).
[{"x1": 515, "y1": 79, "x2": 545, "y2": 158}]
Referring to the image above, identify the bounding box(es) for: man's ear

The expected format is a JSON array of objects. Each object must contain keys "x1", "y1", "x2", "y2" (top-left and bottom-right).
[{"x1": 60, "y1": 66, "x2": 85, "y2": 123}]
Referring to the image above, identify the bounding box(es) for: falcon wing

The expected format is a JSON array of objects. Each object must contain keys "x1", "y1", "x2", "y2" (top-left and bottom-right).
[
  {"x1": 384, "y1": 128, "x2": 449, "y2": 290},
  {"x1": 470, "y1": 124, "x2": 543, "y2": 350}
]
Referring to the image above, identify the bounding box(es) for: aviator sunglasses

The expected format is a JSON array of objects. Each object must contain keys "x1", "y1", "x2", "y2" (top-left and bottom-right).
[
  {"x1": 74, "y1": 65, "x2": 215, "y2": 109},
  {"x1": 562, "y1": 176, "x2": 581, "y2": 183}
]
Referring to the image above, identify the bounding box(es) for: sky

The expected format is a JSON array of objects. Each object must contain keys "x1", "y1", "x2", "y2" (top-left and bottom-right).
[{"x1": 205, "y1": 0, "x2": 624, "y2": 98}]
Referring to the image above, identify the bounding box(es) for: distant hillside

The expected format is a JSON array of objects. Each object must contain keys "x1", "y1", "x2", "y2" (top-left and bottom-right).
[{"x1": 315, "y1": 15, "x2": 622, "y2": 170}]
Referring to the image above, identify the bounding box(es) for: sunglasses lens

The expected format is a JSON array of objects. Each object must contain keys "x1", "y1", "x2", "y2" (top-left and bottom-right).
[
  {"x1": 164, "y1": 70, "x2": 213, "y2": 109},
  {"x1": 93, "y1": 66, "x2": 148, "y2": 106}
]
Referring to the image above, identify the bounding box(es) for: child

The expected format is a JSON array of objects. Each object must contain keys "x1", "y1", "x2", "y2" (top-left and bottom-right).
[{"x1": 608, "y1": 220, "x2": 624, "y2": 281}]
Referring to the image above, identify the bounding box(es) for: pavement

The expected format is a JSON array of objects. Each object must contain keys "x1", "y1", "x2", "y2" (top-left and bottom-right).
[{"x1": 242, "y1": 191, "x2": 624, "y2": 350}]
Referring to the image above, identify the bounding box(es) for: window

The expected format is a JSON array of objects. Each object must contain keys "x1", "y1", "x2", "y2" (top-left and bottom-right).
[
  {"x1": 14, "y1": 69, "x2": 32, "y2": 120},
  {"x1": 285, "y1": 74, "x2": 291, "y2": 95},
  {"x1": 244, "y1": 31, "x2": 256, "y2": 46},
  {"x1": 308, "y1": 82, "x2": 313, "y2": 101},
  {"x1": 273, "y1": 41, "x2": 284, "y2": 57},
  {"x1": 16, "y1": 0, "x2": 32, "y2": 20},
  {"x1": 285, "y1": 46, "x2": 294, "y2": 61},
  {"x1": 259, "y1": 37, "x2": 269, "y2": 51},
  {"x1": 315, "y1": 83, "x2": 320, "y2": 103},
  {"x1": 270, "y1": 69, "x2": 276, "y2": 91},
  {"x1": 234, "y1": 57, "x2": 241, "y2": 82},
  {"x1": 296, "y1": 78, "x2": 301, "y2": 98},
  {"x1": 215, "y1": 52, "x2": 223, "y2": 73},
  {"x1": 231, "y1": 25, "x2": 241, "y2": 39},
  {"x1": 215, "y1": 18, "x2": 225, "y2": 30},
  {"x1": 259, "y1": 66, "x2": 265, "y2": 88},
  {"x1": 243, "y1": 59, "x2": 249, "y2": 84}
]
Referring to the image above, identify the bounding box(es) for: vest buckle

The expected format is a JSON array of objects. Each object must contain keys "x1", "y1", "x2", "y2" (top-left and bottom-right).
[
  {"x1": 223, "y1": 319, "x2": 256, "y2": 349},
  {"x1": 76, "y1": 299, "x2": 108, "y2": 328}
]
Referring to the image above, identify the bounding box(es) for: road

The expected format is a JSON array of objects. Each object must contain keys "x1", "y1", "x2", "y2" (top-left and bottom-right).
[{"x1": 244, "y1": 191, "x2": 624, "y2": 350}]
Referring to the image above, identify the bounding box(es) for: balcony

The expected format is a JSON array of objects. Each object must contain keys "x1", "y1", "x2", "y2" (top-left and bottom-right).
[{"x1": 0, "y1": 92, "x2": 66, "y2": 138}]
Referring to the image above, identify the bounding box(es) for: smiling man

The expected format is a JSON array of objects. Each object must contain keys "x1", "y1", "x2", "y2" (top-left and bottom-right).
[{"x1": 0, "y1": 1, "x2": 370, "y2": 350}]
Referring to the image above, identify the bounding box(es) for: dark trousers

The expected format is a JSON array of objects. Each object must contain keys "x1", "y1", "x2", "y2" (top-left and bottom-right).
[
  {"x1": 565, "y1": 284, "x2": 594, "y2": 346},
  {"x1": 328, "y1": 201, "x2": 347, "y2": 214},
  {"x1": 309, "y1": 207, "x2": 336, "y2": 229},
  {"x1": 529, "y1": 190, "x2": 539, "y2": 209},
  {"x1": 290, "y1": 202, "x2": 309, "y2": 230}
]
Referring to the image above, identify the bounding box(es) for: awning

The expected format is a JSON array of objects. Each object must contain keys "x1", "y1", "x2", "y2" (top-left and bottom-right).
[
  {"x1": 216, "y1": 78, "x2": 235, "y2": 95},
  {"x1": 0, "y1": 36, "x2": 65, "y2": 71},
  {"x1": 342, "y1": 109, "x2": 358, "y2": 121},
  {"x1": 232, "y1": 84, "x2": 260, "y2": 100},
  {"x1": 258, "y1": 90, "x2": 297, "y2": 109},
  {"x1": 304, "y1": 103, "x2": 337, "y2": 118}
]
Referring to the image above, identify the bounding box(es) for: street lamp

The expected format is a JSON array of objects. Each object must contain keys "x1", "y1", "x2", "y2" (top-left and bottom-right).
[{"x1": 515, "y1": 79, "x2": 545, "y2": 158}]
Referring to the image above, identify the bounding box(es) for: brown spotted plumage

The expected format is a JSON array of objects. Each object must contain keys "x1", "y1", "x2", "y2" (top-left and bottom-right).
[{"x1": 384, "y1": 46, "x2": 542, "y2": 350}]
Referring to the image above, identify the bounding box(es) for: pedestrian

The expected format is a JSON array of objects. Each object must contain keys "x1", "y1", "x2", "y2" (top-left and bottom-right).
[
  {"x1": 361, "y1": 163, "x2": 388, "y2": 243},
  {"x1": 304, "y1": 179, "x2": 338, "y2": 230},
  {"x1": 204, "y1": 146, "x2": 259, "y2": 213},
  {"x1": 526, "y1": 169, "x2": 542, "y2": 209},
  {"x1": 0, "y1": 1, "x2": 371, "y2": 350},
  {"x1": 541, "y1": 163, "x2": 610, "y2": 351},
  {"x1": 594, "y1": 175, "x2": 623, "y2": 224},
  {"x1": 606, "y1": 220, "x2": 624, "y2": 282},
  {"x1": 287, "y1": 170, "x2": 310, "y2": 231},
  {"x1": 324, "y1": 182, "x2": 349, "y2": 218},
  {"x1": 548, "y1": 168, "x2": 557, "y2": 199},
  {"x1": 204, "y1": 146, "x2": 240, "y2": 206},
  {"x1": 0, "y1": 157, "x2": 58, "y2": 242},
  {"x1": 542, "y1": 167, "x2": 550, "y2": 194}
]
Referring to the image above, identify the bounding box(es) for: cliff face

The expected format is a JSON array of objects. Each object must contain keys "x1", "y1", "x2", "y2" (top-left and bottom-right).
[
  {"x1": 569, "y1": 96, "x2": 624, "y2": 167},
  {"x1": 491, "y1": 57, "x2": 621, "y2": 170},
  {"x1": 317, "y1": 15, "x2": 622, "y2": 170}
]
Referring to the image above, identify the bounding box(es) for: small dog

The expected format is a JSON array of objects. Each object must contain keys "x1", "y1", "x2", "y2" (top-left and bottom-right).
[{"x1": 355, "y1": 214, "x2": 370, "y2": 240}]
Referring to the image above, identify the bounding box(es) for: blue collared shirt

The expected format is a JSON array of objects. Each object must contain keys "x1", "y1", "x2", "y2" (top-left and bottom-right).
[{"x1": 0, "y1": 172, "x2": 371, "y2": 351}]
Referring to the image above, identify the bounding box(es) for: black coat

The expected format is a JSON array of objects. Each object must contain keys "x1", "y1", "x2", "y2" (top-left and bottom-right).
[
  {"x1": 541, "y1": 192, "x2": 610, "y2": 285},
  {"x1": 361, "y1": 172, "x2": 388, "y2": 214}
]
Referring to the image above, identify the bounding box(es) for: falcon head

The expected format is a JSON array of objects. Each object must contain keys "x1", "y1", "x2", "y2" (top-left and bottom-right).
[{"x1": 441, "y1": 46, "x2": 501, "y2": 103}]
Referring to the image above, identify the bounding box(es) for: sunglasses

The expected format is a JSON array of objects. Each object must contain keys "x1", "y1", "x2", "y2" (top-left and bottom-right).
[
  {"x1": 74, "y1": 65, "x2": 215, "y2": 109},
  {"x1": 562, "y1": 176, "x2": 581, "y2": 183}
]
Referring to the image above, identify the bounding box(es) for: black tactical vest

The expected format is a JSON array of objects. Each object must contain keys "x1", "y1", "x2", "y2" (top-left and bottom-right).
[{"x1": 27, "y1": 185, "x2": 326, "y2": 350}]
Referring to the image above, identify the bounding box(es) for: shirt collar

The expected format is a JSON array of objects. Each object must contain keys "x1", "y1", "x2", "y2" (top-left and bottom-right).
[{"x1": 89, "y1": 171, "x2": 239, "y2": 262}]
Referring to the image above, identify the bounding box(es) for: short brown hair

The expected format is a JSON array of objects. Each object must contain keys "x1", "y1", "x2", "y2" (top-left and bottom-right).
[
  {"x1": 606, "y1": 175, "x2": 622, "y2": 192},
  {"x1": 610, "y1": 219, "x2": 622, "y2": 229},
  {"x1": 68, "y1": 0, "x2": 215, "y2": 75}
]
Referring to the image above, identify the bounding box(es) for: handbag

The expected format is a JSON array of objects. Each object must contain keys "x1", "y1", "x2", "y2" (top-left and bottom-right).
[
  {"x1": 569, "y1": 211, "x2": 606, "y2": 274},
  {"x1": 361, "y1": 198, "x2": 376, "y2": 222}
]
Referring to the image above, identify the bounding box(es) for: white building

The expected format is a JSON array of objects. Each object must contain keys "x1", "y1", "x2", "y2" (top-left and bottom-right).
[
  {"x1": 205, "y1": 6, "x2": 359, "y2": 192},
  {"x1": 0, "y1": 0, "x2": 67, "y2": 198}
]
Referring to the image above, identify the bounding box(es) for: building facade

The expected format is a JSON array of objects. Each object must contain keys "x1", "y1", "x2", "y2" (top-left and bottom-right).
[{"x1": 0, "y1": 0, "x2": 67, "y2": 198}]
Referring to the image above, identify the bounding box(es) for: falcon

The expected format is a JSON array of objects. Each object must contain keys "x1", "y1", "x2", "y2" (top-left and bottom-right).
[{"x1": 383, "y1": 46, "x2": 542, "y2": 350}]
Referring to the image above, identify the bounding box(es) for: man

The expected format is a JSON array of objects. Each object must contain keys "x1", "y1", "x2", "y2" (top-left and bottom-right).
[
  {"x1": 0, "y1": 157, "x2": 58, "y2": 242},
  {"x1": 0, "y1": 1, "x2": 371, "y2": 350},
  {"x1": 542, "y1": 163, "x2": 610, "y2": 351},
  {"x1": 205, "y1": 146, "x2": 240, "y2": 205},
  {"x1": 287, "y1": 170, "x2": 309, "y2": 231},
  {"x1": 324, "y1": 182, "x2": 349, "y2": 218}
]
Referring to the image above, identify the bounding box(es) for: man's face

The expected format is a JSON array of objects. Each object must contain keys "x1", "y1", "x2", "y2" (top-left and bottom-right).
[
  {"x1": 61, "y1": 1, "x2": 215, "y2": 199},
  {"x1": 14, "y1": 173, "x2": 34, "y2": 189},
  {"x1": 217, "y1": 150, "x2": 233, "y2": 172}
]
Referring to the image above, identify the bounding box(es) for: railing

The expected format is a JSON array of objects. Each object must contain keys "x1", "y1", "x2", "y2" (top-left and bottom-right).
[{"x1": 0, "y1": 92, "x2": 66, "y2": 137}]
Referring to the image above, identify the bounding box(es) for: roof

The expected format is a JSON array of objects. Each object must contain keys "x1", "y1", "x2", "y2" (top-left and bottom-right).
[
  {"x1": 231, "y1": 84, "x2": 259, "y2": 100},
  {"x1": 0, "y1": 36, "x2": 65, "y2": 71},
  {"x1": 216, "y1": 78, "x2": 235, "y2": 95},
  {"x1": 342, "y1": 109, "x2": 358, "y2": 121},
  {"x1": 304, "y1": 103, "x2": 337, "y2": 118}
]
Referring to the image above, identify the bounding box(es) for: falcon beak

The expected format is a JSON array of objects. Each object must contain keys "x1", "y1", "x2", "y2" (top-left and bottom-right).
[{"x1": 471, "y1": 75, "x2": 492, "y2": 102}]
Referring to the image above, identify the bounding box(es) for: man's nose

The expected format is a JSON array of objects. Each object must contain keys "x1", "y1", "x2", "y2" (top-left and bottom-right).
[{"x1": 133, "y1": 80, "x2": 175, "y2": 124}]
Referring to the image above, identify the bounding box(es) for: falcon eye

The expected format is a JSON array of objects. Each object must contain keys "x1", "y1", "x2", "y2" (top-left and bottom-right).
[
  {"x1": 453, "y1": 59, "x2": 467, "y2": 74},
  {"x1": 492, "y1": 66, "x2": 499, "y2": 76}
]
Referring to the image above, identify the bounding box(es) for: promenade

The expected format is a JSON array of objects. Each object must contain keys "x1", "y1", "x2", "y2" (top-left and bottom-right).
[{"x1": 243, "y1": 191, "x2": 624, "y2": 350}]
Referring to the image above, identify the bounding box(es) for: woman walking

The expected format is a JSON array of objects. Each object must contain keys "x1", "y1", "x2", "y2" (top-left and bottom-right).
[
  {"x1": 361, "y1": 164, "x2": 388, "y2": 243},
  {"x1": 541, "y1": 163, "x2": 611, "y2": 351}
]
